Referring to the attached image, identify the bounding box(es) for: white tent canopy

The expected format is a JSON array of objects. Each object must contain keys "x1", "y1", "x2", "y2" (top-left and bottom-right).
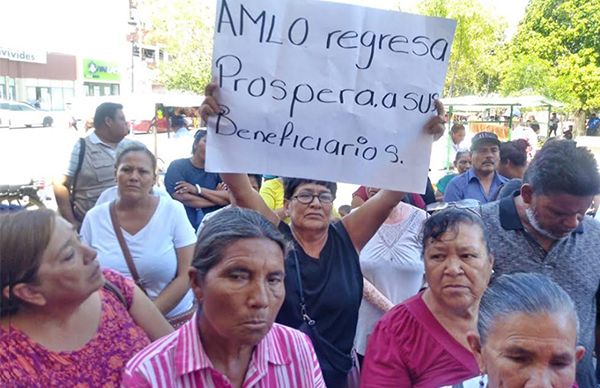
[{"x1": 441, "y1": 94, "x2": 563, "y2": 112}]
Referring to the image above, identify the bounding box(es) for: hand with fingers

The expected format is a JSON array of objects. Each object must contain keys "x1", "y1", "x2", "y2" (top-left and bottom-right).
[
  {"x1": 175, "y1": 181, "x2": 197, "y2": 195},
  {"x1": 200, "y1": 83, "x2": 221, "y2": 124},
  {"x1": 424, "y1": 99, "x2": 446, "y2": 141}
]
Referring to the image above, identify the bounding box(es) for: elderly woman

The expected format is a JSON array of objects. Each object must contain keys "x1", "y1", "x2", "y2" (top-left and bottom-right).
[
  {"x1": 0, "y1": 210, "x2": 172, "y2": 386},
  {"x1": 123, "y1": 207, "x2": 324, "y2": 387},
  {"x1": 361, "y1": 208, "x2": 493, "y2": 387},
  {"x1": 435, "y1": 151, "x2": 472, "y2": 201},
  {"x1": 81, "y1": 146, "x2": 197, "y2": 325},
  {"x1": 355, "y1": 187, "x2": 427, "y2": 363},
  {"x1": 200, "y1": 85, "x2": 446, "y2": 387},
  {"x1": 458, "y1": 273, "x2": 584, "y2": 387}
]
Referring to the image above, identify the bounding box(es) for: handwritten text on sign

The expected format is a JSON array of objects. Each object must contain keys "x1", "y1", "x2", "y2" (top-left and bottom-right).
[{"x1": 206, "y1": 0, "x2": 456, "y2": 193}]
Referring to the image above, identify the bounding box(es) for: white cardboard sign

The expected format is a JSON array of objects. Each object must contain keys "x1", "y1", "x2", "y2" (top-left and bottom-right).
[{"x1": 206, "y1": 0, "x2": 456, "y2": 193}]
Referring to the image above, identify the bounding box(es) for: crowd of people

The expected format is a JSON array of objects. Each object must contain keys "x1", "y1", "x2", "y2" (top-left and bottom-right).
[{"x1": 0, "y1": 93, "x2": 599, "y2": 388}]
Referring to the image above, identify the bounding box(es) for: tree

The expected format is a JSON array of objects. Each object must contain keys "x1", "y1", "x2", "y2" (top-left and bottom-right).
[
  {"x1": 418, "y1": 0, "x2": 506, "y2": 96},
  {"x1": 136, "y1": 0, "x2": 215, "y2": 94},
  {"x1": 501, "y1": 0, "x2": 600, "y2": 112}
]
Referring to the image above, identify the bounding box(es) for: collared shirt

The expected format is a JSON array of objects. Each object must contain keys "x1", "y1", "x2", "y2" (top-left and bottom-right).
[
  {"x1": 429, "y1": 136, "x2": 466, "y2": 172},
  {"x1": 65, "y1": 132, "x2": 142, "y2": 176},
  {"x1": 443, "y1": 168, "x2": 508, "y2": 203},
  {"x1": 123, "y1": 314, "x2": 325, "y2": 388},
  {"x1": 481, "y1": 195, "x2": 600, "y2": 388}
]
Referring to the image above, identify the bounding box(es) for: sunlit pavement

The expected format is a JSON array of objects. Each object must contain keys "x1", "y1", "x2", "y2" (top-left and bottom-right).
[{"x1": 0, "y1": 126, "x2": 358, "y2": 210}]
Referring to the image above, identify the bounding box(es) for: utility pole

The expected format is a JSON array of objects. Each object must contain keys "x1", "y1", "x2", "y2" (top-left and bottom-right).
[{"x1": 128, "y1": 0, "x2": 138, "y2": 94}]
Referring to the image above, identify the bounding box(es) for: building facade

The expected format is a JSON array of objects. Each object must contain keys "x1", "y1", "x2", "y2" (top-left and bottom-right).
[{"x1": 0, "y1": 47, "x2": 77, "y2": 111}]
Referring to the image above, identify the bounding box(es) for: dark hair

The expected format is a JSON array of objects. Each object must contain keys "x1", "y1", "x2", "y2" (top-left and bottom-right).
[
  {"x1": 0, "y1": 209, "x2": 56, "y2": 316},
  {"x1": 500, "y1": 139, "x2": 528, "y2": 167},
  {"x1": 248, "y1": 174, "x2": 263, "y2": 191},
  {"x1": 451, "y1": 123, "x2": 465, "y2": 133},
  {"x1": 115, "y1": 145, "x2": 156, "y2": 174},
  {"x1": 454, "y1": 150, "x2": 471, "y2": 163},
  {"x1": 523, "y1": 139, "x2": 600, "y2": 196},
  {"x1": 93, "y1": 102, "x2": 123, "y2": 129},
  {"x1": 478, "y1": 273, "x2": 578, "y2": 344},
  {"x1": 193, "y1": 208, "x2": 288, "y2": 281},
  {"x1": 421, "y1": 208, "x2": 490, "y2": 254},
  {"x1": 192, "y1": 130, "x2": 207, "y2": 154},
  {"x1": 171, "y1": 115, "x2": 186, "y2": 128},
  {"x1": 338, "y1": 204, "x2": 352, "y2": 216},
  {"x1": 283, "y1": 177, "x2": 337, "y2": 200}
]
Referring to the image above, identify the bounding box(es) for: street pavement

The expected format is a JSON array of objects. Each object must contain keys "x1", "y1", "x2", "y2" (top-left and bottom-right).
[{"x1": 0, "y1": 124, "x2": 357, "y2": 210}]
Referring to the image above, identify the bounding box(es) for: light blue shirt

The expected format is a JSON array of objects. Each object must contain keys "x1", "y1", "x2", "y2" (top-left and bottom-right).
[{"x1": 443, "y1": 168, "x2": 508, "y2": 203}]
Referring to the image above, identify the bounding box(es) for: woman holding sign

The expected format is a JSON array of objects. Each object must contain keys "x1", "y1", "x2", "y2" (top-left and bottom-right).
[{"x1": 200, "y1": 84, "x2": 445, "y2": 387}]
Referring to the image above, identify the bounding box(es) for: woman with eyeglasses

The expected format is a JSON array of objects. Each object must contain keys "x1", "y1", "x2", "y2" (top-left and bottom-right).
[
  {"x1": 199, "y1": 84, "x2": 446, "y2": 387},
  {"x1": 361, "y1": 208, "x2": 494, "y2": 387}
]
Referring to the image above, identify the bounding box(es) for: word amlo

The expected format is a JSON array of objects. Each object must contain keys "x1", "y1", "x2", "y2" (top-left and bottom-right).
[
  {"x1": 215, "y1": 0, "x2": 450, "y2": 72},
  {"x1": 217, "y1": 0, "x2": 309, "y2": 46},
  {"x1": 215, "y1": 54, "x2": 439, "y2": 118},
  {"x1": 214, "y1": 112, "x2": 404, "y2": 164}
]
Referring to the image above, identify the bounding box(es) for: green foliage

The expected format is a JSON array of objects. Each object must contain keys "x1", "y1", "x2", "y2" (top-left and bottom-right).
[
  {"x1": 418, "y1": 0, "x2": 506, "y2": 96},
  {"x1": 501, "y1": 0, "x2": 600, "y2": 111},
  {"x1": 137, "y1": 0, "x2": 215, "y2": 94}
]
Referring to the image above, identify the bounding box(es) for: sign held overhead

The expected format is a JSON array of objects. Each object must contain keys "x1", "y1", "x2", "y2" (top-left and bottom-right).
[{"x1": 206, "y1": 0, "x2": 456, "y2": 193}]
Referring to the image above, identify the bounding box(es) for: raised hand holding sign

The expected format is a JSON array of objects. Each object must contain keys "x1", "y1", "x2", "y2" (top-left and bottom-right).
[{"x1": 205, "y1": 0, "x2": 455, "y2": 193}]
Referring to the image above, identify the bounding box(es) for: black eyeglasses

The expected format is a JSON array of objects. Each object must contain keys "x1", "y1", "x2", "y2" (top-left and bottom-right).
[
  {"x1": 425, "y1": 199, "x2": 482, "y2": 217},
  {"x1": 292, "y1": 192, "x2": 334, "y2": 204}
]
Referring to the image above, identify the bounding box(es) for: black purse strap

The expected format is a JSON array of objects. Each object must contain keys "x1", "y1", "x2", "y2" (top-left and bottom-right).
[
  {"x1": 70, "y1": 137, "x2": 86, "y2": 214},
  {"x1": 103, "y1": 279, "x2": 130, "y2": 309},
  {"x1": 292, "y1": 248, "x2": 316, "y2": 326},
  {"x1": 293, "y1": 248, "x2": 353, "y2": 376}
]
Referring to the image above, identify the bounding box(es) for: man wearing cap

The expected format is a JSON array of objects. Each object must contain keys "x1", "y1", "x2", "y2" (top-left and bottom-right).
[
  {"x1": 443, "y1": 131, "x2": 508, "y2": 203},
  {"x1": 164, "y1": 130, "x2": 230, "y2": 230}
]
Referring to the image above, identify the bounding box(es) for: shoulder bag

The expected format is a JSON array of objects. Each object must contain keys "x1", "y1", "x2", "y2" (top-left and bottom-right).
[
  {"x1": 109, "y1": 200, "x2": 196, "y2": 328},
  {"x1": 109, "y1": 201, "x2": 147, "y2": 294},
  {"x1": 70, "y1": 137, "x2": 86, "y2": 221}
]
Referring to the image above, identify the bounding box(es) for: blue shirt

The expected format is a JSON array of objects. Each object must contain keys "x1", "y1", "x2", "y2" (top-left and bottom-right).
[
  {"x1": 164, "y1": 158, "x2": 223, "y2": 230},
  {"x1": 443, "y1": 168, "x2": 508, "y2": 203}
]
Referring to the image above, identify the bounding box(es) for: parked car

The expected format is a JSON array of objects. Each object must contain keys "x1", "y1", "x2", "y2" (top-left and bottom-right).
[
  {"x1": 131, "y1": 117, "x2": 170, "y2": 134},
  {"x1": 1, "y1": 100, "x2": 54, "y2": 128},
  {"x1": 0, "y1": 100, "x2": 10, "y2": 128}
]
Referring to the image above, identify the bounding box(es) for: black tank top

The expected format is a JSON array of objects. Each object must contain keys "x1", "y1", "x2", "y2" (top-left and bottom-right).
[{"x1": 276, "y1": 221, "x2": 363, "y2": 357}]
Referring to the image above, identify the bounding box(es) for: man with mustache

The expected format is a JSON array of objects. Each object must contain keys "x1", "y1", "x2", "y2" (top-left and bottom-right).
[
  {"x1": 443, "y1": 132, "x2": 508, "y2": 203},
  {"x1": 480, "y1": 139, "x2": 600, "y2": 388}
]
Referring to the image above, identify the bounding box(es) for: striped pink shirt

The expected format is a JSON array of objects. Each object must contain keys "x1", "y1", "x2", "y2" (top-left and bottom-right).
[{"x1": 123, "y1": 313, "x2": 325, "y2": 387}]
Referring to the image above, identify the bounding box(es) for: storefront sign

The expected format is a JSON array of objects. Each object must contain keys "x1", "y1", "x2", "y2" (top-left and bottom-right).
[
  {"x1": 0, "y1": 47, "x2": 47, "y2": 64},
  {"x1": 83, "y1": 59, "x2": 121, "y2": 81}
]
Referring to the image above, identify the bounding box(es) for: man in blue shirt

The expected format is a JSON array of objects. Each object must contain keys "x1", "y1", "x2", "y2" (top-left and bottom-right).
[
  {"x1": 164, "y1": 130, "x2": 230, "y2": 229},
  {"x1": 586, "y1": 112, "x2": 600, "y2": 136},
  {"x1": 444, "y1": 132, "x2": 508, "y2": 203}
]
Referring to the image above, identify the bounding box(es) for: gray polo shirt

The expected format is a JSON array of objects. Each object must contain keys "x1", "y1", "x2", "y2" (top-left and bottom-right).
[{"x1": 481, "y1": 195, "x2": 600, "y2": 388}]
